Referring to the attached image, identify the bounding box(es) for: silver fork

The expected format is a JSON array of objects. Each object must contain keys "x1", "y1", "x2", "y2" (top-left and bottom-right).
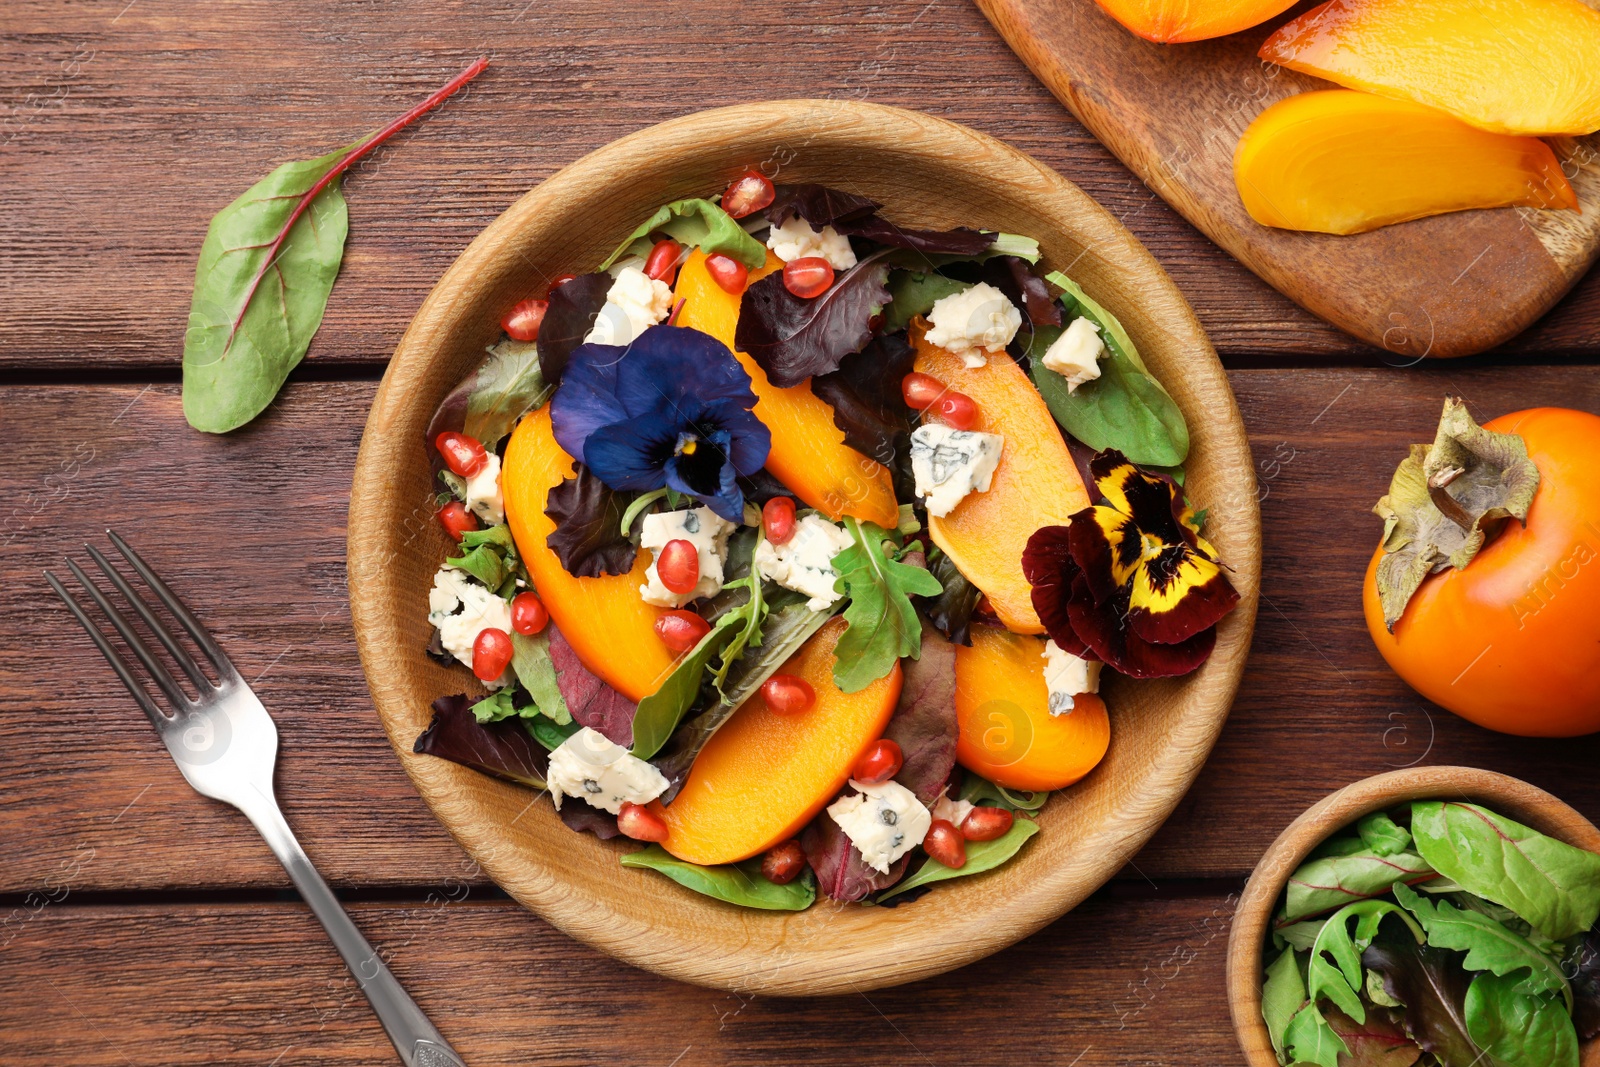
[{"x1": 46, "y1": 531, "x2": 468, "y2": 1067}]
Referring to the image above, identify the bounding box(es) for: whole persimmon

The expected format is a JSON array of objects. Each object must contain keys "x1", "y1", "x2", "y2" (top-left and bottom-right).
[{"x1": 1363, "y1": 401, "x2": 1600, "y2": 737}]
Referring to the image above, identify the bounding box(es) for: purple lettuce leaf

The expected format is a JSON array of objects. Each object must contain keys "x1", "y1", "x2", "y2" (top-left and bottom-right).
[
  {"x1": 923, "y1": 551, "x2": 982, "y2": 647},
  {"x1": 810, "y1": 333, "x2": 915, "y2": 467},
  {"x1": 886, "y1": 626, "x2": 958, "y2": 805},
  {"x1": 1324, "y1": 1008, "x2": 1423, "y2": 1067},
  {"x1": 734, "y1": 250, "x2": 893, "y2": 388},
  {"x1": 801, "y1": 808, "x2": 910, "y2": 903},
  {"x1": 836, "y1": 214, "x2": 995, "y2": 257},
  {"x1": 982, "y1": 256, "x2": 1061, "y2": 327},
  {"x1": 543, "y1": 463, "x2": 638, "y2": 578},
  {"x1": 558, "y1": 799, "x2": 622, "y2": 839},
  {"x1": 1570, "y1": 923, "x2": 1600, "y2": 1040},
  {"x1": 765, "y1": 184, "x2": 880, "y2": 228},
  {"x1": 547, "y1": 627, "x2": 636, "y2": 747},
  {"x1": 1362, "y1": 929, "x2": 1483, "y2": 1067},
  {"x1": 413, "y1": 694, "x2": 549, "y2": 788},
  {"x1": 537, "y1": 272, "x2": 612, "y2": 386}
]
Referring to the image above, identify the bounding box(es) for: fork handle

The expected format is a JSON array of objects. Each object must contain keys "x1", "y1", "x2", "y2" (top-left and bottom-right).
[{"x1": 242, "y1": 799, "x2": 467, "y2": 1067}]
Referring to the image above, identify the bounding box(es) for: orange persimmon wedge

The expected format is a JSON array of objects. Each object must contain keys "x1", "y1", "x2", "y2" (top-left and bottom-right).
[
  {"x1": 501, "y1": 405, "x2": 676, "y2": 703},
  {"x1": 954, "y1": 626, "x2": 1111, "y2": 793},
  {"x1": 675, "y1": 249, "x2": 900, "y2": 529},
  {"x1": 1261, "y1": 0, "x2": 1600, "y2": 136},
  {"x1": 1234, "y1": 90, "x2": 1578, "y2": 235},
  {"x1": 1092, "y1": 0, "x2": 1300, "y2": 43},
  {"x1": 910, "y1": 322, "x2": 1091, "y2": 634},
  {"x1": 653, "y1": 617, "x2": 901, "y2": 865}
]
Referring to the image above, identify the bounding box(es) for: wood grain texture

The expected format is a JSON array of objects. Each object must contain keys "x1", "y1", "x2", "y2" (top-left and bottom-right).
[
  {"x1": 0, "y1": 890, "x2": 1244, "y2": 1066},
  {"x1": 346, "y1": 98, "x2": 1259, "y2": 995},
  {"x1": 976, "y1": 0, "x2": 1600, "y2": 357},
  {"x1": 2, "y1": 0, "x2": 1598, "y2": 372}
]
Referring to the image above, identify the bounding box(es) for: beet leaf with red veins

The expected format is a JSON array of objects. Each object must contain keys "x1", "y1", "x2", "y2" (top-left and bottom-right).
[
  {"x1": 810, "y1": 332, "x2": 916, "y2": 466},
  {"x1": 536, "y1": 272, "x2": 613, "y2": 385},
  {"x1": 413, "y1": 694, "x2": 550, "y2": 789},
  {"x1": 543, "y1": 463, "x2": 638, "y2": 578},
  {"x1": 735, "y1": 249, "x2": 893, "y2": 388},
  {"x1": 548, "y1": 627, "x2": 637, "y2": 747}
]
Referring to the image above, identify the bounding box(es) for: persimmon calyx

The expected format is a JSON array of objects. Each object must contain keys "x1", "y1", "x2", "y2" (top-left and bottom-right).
[{"x1": 1372, "y1": 397, "x2": 1540, "y2": 631}]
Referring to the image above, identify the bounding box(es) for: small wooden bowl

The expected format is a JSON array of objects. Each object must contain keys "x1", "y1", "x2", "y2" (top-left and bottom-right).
[
  {"x1": 349, "y1": 100, "x2": 1261, "y2": 994},
  {"x1": 1227, "y1": 766, "x2": 1600, "y2": 1067}
]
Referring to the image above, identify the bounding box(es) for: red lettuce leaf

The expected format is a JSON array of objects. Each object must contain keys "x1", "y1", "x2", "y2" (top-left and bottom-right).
[
  {"x1": 543, "y1": 463, "x2": 638, "y2": 578},
  {"x1": 734, "y1": 250, "x2": 893, "y2": 388},
  {"x1": 765, "y1": 183, "x2": 880, "y2": 228},
  {"x1": 547, "y1": 627, "x2": 636, "y2": 747},
  {"x1": 836, "y1": 214, "x2": 994, "y2": 257},
  {"x1": 809, "y1": 332, "x2": 915, "y2": 466},
  {"x1": 558, "y1": 799, "x2": 622, "y2": 839},
  {"x1": 885, "y1": 627, "x2": 958, "y2": 805},
  {"x1": 801, "y1": 808, "x2": 910, "y2": 903},
  {"x1": 1363, "y1": 930, "x2": 1484, "y2": 1067},
  {"x1": 537, "y1": 272, "x2": 612, "y2": 386},
  {"x1": 1325, "y1": 1008, "x2": 1423, "y2": 1067},
  {"x1": 413, "y1": 694, "x2": 549, "y2": 788},
  {"x1": 983, "y1": 255, "x2": 1061, "y2": 327}
]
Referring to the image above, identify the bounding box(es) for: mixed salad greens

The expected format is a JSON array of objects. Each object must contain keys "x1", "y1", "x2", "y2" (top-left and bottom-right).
[
  {"x1": 1263, "y1": 801, "x2": 1600, "y2": 1067},
  {"x1": 412, "y1": 168, "x2": 1239, "y2": 910}
]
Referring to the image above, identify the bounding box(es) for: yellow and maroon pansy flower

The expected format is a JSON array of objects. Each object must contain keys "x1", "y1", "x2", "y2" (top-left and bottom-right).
[{"x1": 1022, "y1": 450, "x2": 1238, "y2": 679}]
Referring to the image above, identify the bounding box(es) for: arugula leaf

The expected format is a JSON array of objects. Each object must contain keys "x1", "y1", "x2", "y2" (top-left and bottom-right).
[
  {"x1": 1025, "y1": 271, "x2": 1189, "y2": 468},
  {"x1": 543, "y1": 464, "x2": 639, "y2": 578},
  {"x1": 1358, "y1": 811, "x2": 1414, "y2": 858},
  {"x1": 1411, "y1": 800, "x2": 1600, "y2": 940},
  {"x1": 1392, "y1": 882, "x2": 1572, "y2": 1005},
  {"x1": 412, "y1": 694, "x2": 549, "y2": 789},
  {"x1": 1464, "y1": 973, "x2": 1580, "y2": 1067},
  {"x1": 628, "y1": 612, "x2": 742, "y2": 761},
  {"x1": 831, "y1": 518, "x2": 942, "y2": 692},
  {"x1": 1282, "y1": 848, "x2": 1436, "y2": 924},
  {"x1": 620, "y1": 845, "x2": 816, "y2": 911},
  {"x1": 735, "y1": 250, "x2": 893, "y2": 388},
  {"x1": 1306, "y1": 901, "x2": 1425, "y2": 1026},
  {"x1": 469, "y1": 689, "x2": 519, "y2": 723},
  {"x1": 511, "y1": 629, "x2": 571, "y2": 725},
  {"x1": 875, "y1": 816, "x2": 1039, "y2": 903},
  {"x1": 1262, "y1": 948, "x2": 1307, "y2": 1063},
  {"x1": 880, "y1": 271, "x2": 970, "y2": 334},
  {"x1": 600, "y1": 198, "x2": 766, "y2": 271}
]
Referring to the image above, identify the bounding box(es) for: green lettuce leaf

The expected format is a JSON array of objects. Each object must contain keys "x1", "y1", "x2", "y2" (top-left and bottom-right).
[
  {"x1": 880, "y1": 271, "x2": 969, "y2": 333},
  {"x1": 831, "y1": 518, "x2": 942, "y2": 692},
  {"x1": 1464, "y1": 973, "x2": 1580, "y2": 1067},
  {"x1": 1358, "y1": 811, "x2": 1413, "y2": 857},
  {"x1": 1393, "y1": 882, "x2": 1571, "y2": 1006},
  {"x1": 874, "y1": 816, "x2": 1039, "y2": 903},
  {"x1": 511, "y1": 629, "x2": 570, "y2": 725},
  {"x1": 600, "y1": 197, "x2": 767, "y2": 270},
  {"x1": 1306, "y1": 901, "x2": 1425, "y2": 1026},
  {"x1": 620, "y1": 845, "x2": 815, "y2": 911},
  {"x1": 1283, "y1": 1003, "x2": 1347, "y2": 1067},
  {"x1": 445, "y1": 523, "x2": 519, "y2": 592},
  {"x1": 628, "y1": 612, "x2": 742, "y2": 761},
  {"x1": 1263, "y1": 948, "x2": 1307, "y2": 1063},
  {"x1": 462, "y1": 338, "x2": 551, "y2": 450}
]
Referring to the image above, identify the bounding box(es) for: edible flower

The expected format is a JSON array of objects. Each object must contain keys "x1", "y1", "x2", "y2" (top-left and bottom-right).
[
  {"x1": 549, "y1": 324, "x2": 771, "y2": 522},
  {"x1": 1022, "y1": 450, "x2": 1238, "y2": 678}
]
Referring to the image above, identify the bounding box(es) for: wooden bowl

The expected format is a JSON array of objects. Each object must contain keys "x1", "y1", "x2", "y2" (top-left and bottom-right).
[
  {"x1": 348, "y1": 99, "x2": 1261, "y2": 995},
  {"x1": 1227, "y1": 766, "x2": 1600, "y2": 1067}
]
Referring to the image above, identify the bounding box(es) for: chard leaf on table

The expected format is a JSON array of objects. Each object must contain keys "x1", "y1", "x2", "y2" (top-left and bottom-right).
[
  {"x1": 1282, "y1": 848, "x2": 1436, "y2": 924},
  {"x1": 831, "y1": 518, "x2": 943, "y2": 693},
  {"x1": 1358, "y1": 811, "x2": 1414, "y2": 857},
  {"x1": 1262, "y1": 948, "x2": 1307, "y2": 1063},
  {"x1": 880, "y1": 271, "x2": 969, "y2": 334},
  {"x1": 1411, "y1": 800, "x2": 1600, "y2": 940},
  {"x1": 1362, "y1": 928, "x2": 1483, "y2": 1067},
  {"x1": 735, "y1": 250, "x2": 893, "y2": 388},
  {"x1": 600, "y1": 197, "x2": 767, "y2": 271},
  {"x1": 1464, "y1": 973, "x2": 1580, "y2": 1067},
  {"x1": 874, "y1": 816, "x2": 1039, "y2": 904},
  {"x1": 1392, "y1": 882, "x2": 1572, "y2": 1006},
  {"x1": 543, "y1": 463, "x2": 638, "y2": 578},
  {"x1": 413, "y1": 694, "x2": 550, "y2": 789},
  {"x1": 620, "y1": 845, "x2": 816, "y2": 911}
]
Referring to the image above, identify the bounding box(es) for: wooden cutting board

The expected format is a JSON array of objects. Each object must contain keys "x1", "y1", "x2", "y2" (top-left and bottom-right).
[{"x1": 977, "y1": 0, "x2": 1600, "y2": 358}]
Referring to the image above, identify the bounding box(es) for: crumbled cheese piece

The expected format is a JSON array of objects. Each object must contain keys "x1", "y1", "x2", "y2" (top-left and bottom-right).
[
  {"x1": 766, "y1": 215, "x2": 857, "y2": 270},
  {"x1": 426, "y1": 567, "x2": 513, "y2": 687},
  {"x1": 1041, "y1": 317, "x2": 1105, "y2": 392},
  {"x1": 924, "y1": 282, "x2": 1022, "y2": 368},
  {"x1": 583, "y1": 266, "x2": 674, "y2": 346},
  {"x1": 545, "y1": 727, "x2": 670, "y2": 814},
  {"x1": 752, "y1": 514, "x2": 853, "y2": 610},
  {"x1": 929, "y1": 794, "x2": 975, "y2": 829},
  {"x1": 909, "y1": 423, "x2": 1004, "y2": 518},
  {"x1": 826, "y1": 779, "x2": 932, "y2": 874},
  {"x1": 639, "y1": 506, "x2": 736, "y2": 607},
  {"x1": 1042, "y1": 639, "x2": 1102, "y2": 715},
  {"x1": 464, "y1": 452, "x2": 504, "y2": 525}
]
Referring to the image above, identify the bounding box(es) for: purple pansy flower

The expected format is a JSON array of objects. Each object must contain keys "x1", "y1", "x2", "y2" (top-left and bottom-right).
[{"x1": 549, "y1": 325, "x2": 771, "y2": 521}]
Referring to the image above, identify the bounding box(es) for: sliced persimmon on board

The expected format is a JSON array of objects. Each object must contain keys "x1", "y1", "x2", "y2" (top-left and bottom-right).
[
  {"x1": 675, "y1": 249, "x2": 899, "y2": 529},
  {"x1": 1261, "y1": 0, "x2": 1600, "y2": 136},
  {"x1": 502, "y1": 405, "x2": 676, "y2": 703},
  {"x1": 653, "y1": 617, "x2": 901, "y2": 865},
  {"x1": 1092, "y1": 0, "x2": 1300, "y2": 43},
  {"x1": 954, "y1": 626, "x2": 1110, "y2": 793},
  {"x1": 1234, "y1": 91, "x2": 1578, "y2": 236},
  {"x1": 910, "y1": 322, "x2": 1091, "y2": 634}
]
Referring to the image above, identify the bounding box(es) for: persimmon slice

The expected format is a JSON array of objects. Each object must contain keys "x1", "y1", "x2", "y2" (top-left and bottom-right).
[
  {"x1": 1234, "y1": 90, "x2": 1578, "y2": 236},
  {"x1": 1261, "y1": 0, "x2": 1600, "y2": 136},
  {"x1": 1093, "y1": 0, "x2": 1300, "y2": 43}
]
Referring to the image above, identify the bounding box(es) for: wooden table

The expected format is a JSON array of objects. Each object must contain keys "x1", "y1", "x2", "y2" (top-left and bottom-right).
[{"x1": 2, "y1": 2, "x2": 1596, "y2": 1063}]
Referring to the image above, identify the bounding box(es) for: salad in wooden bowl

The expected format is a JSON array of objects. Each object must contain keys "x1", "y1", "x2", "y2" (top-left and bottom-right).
[{"x1": 348, "y1": 100, "x2": 1260, "y2": 993}]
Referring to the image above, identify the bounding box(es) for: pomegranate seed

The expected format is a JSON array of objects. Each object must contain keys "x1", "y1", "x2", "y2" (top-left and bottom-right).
[
  {"x1": 722, "y1": 170, "x2": 776, "y2": 219},
  {"x1": 617, "y1": 801, "x2": 669, "y2": 843},
  {"x1": 935, "y1": 391, "x2": 978, "y2": 430},
  {"x1": 762, "y1": 674, "x2": 815, "y2": 714},
  {"x1": 782, "y1": 257, "x2": 834, "y2": 299},
  {"x1": 762, "y1": 496, "x2": 797, "y2": 545},
  {"x1": 654, "y1": 609, "x2": 711, "y2": 653},
  {"x1": 901, "y1": 372, "x2": 945, "y2": 410},
  {"x1": 923, "y1": 820, "x2": 968, "y2": 869},
  {"x1": 656, "y1": 539, "x2": 700, "y2": 595},
  {"x1": 510, "y1": 592, "x2": 549, "y2": 636},
  {"x1": 960, "y1": 806, "x2": 1015, "y2": 842},
  {"x1": 471, "y1": 627, "x2": 513, "y2": 682},
  {"x1": 761, "y1": 840, "x2": 807, "y2": 884},
  {"x1": 644, "y1": 239, "x2": 683, "y2": 284},
  {"x1": 501, "y1": 297, "x2": 547, "y2": 342},
  {"x1": 435, "y1": 431, "x2": 489, "y2": 478},
  {"x1": 705, "y1": 253, "x2": 749, "y2": 294},
  {"x1": 548, "y1": 273, "x2": 577, "y2": 293},
  {"x1": 853, "y1": 738, "x2": 903, "y2": 785},
  {"x1": 437, "y1": 501, "x2": 479, "y2": 542}
]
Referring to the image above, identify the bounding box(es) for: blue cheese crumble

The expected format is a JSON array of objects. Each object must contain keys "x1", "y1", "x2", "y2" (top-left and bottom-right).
[
  {"x1": 464, "y1": 452, "x2": 504, "y2": 525},
  {"x1": 752, "y1": 514, "x2": 853, "y2": 610},
  {"x1": 639, "y1": 506, "x2": 736, "y2": 607},
  {"x1": 427, "y1": 567, "x2": 513, "y2": 686},
  {"x1": 826, "y1": 778, "x2": 932, "y2": 873},
  {"x1": 1042, "y1": 639, "x2": 1101, "y2": 715},
  {"x1": 584, "y1": 265, "x2": 674, "y2": 346},
  {"x1": 924, "y1": 282, "x2": 1021, "y2": 368},
  {"x1": 1041, "y1": 316, "x2": 1105, "y2": 392},
  {"x1": 545, "y1": 727, "x2": 669, "y2": 814},
  {"x1": 909, "y1": 423, "x2": 1004, "y2": 518},
  {"x1": 766, "y1": 215, "x2": 857, "y2": 270}
]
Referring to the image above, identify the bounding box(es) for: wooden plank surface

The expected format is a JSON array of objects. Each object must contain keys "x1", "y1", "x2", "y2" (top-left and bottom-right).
[
  {"x1": 5, "y1": 368, "x2": 1597, "y2": 895},
  {"x1": 1, "y1": 0, "x2": 1597, "y2": 370},
  {"x1": 0, "y1": 890, "x2": 1242, "y2": 1065}
]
